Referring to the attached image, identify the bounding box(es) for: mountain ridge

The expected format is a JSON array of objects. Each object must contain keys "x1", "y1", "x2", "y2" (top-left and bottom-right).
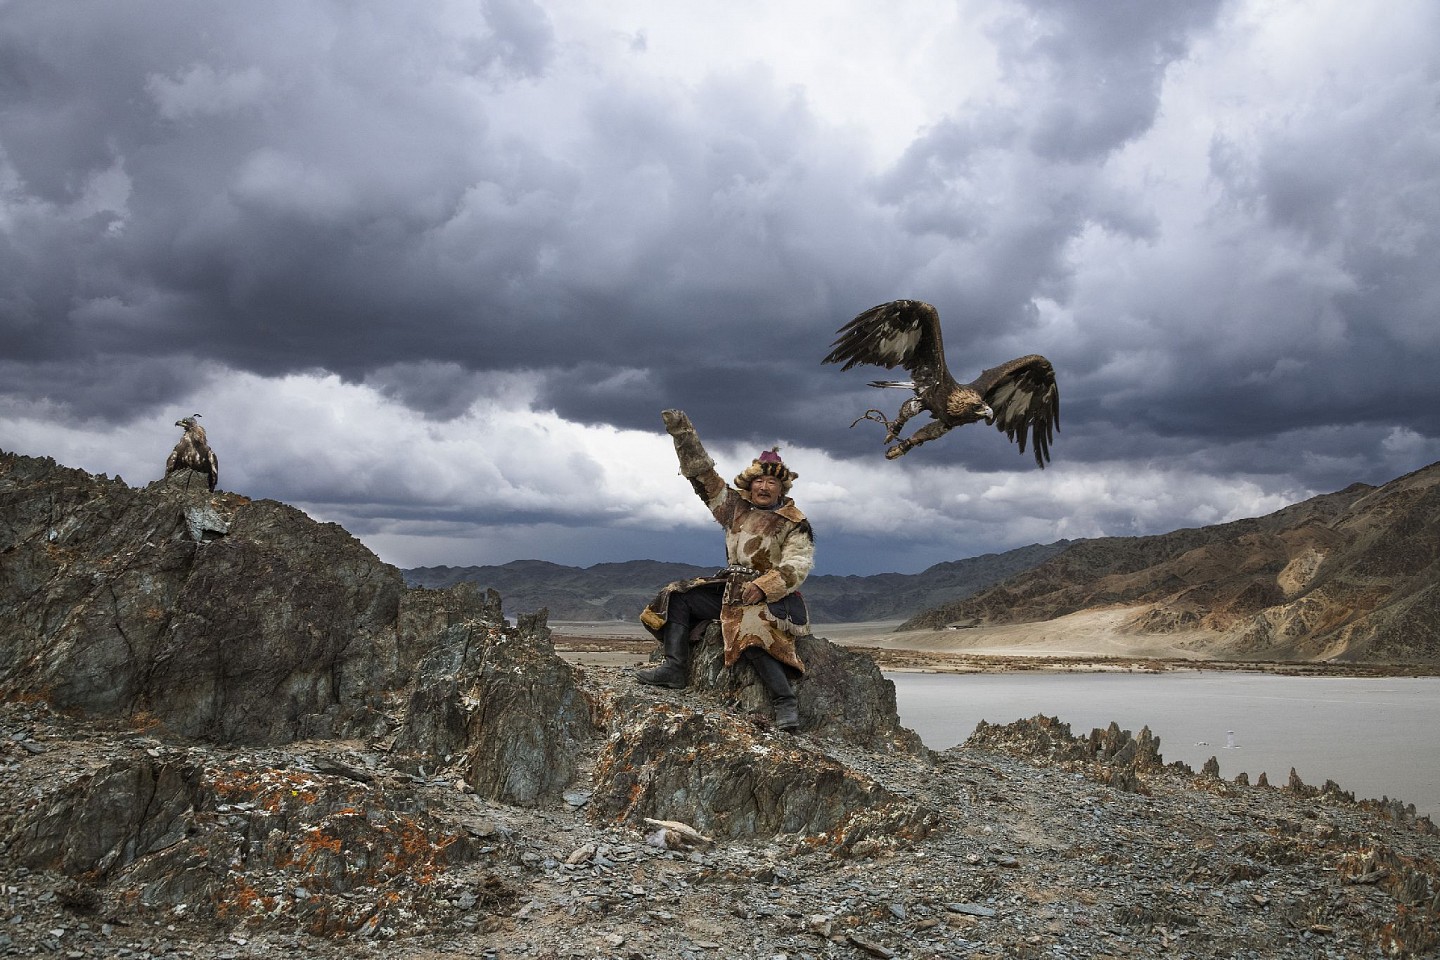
[
  {"x1": 903, "y1": 461, "x2": 1440, "y2": 663},
  {"x1": 403, "y1": 541, "x2": 1072, "y2": 622}
]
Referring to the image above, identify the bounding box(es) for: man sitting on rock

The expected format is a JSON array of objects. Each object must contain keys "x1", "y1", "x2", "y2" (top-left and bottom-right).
[{"x1": 635, "y1": 409, "x2": 814, "y2": 733}]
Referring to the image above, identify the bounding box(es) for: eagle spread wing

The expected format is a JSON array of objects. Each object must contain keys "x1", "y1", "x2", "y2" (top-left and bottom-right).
[
  {"x1": 824, "y1": 299, "x2": 1060, "y2": 467},
  {"x1": 970, "y1": 355, "x2": 1060, "y2": 468},
  {"x1": 821, "y1": 299, "x2": 955, "y2": 397}
]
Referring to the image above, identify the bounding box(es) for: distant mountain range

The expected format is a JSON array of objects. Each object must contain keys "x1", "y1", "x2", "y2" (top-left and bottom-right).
[
  {"x1": 403, "y1": 542, "x2": 1071, "y2": 624},
  {"x1": 903, "y1": 461, "x2": 1440, "y2": 664},
  {"x1": 408, "y1": 459, "x2": 1440, "y2": 664}
]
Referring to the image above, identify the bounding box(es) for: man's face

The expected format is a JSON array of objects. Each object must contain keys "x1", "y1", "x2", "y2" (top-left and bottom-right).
[{"x1": 749, "y1": 475, "x2": 783, "y2": 507}]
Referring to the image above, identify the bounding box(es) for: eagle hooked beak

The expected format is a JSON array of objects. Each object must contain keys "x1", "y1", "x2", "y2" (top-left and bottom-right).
[{"x1": 981, "y1": 403, "x2": 995, "y2": 425}]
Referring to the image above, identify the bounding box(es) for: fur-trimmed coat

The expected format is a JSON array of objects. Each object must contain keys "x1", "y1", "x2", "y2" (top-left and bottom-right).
[{"x1": 640, "y1": 411, "x2": 815, "y2": 671}]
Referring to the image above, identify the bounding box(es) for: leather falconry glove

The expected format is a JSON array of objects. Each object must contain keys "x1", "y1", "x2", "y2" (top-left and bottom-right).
[{"x1": 661, "y1": 409, "x2": 715, "y2": 478}]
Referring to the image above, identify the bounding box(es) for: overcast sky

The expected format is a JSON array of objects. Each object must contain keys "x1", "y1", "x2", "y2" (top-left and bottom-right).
[{"x1": 3, "y1": 0, "x2": 1438, "y2": 577}]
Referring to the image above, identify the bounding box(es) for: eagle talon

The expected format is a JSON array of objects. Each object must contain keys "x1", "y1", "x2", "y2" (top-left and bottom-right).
[{"x1": 848, "y1": 409, "x2": 894, "y2": 432}]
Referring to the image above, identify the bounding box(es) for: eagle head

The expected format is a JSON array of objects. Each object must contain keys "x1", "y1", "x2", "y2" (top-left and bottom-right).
[{"x1": 945, "y1": 389, "x2": 994, "y2": 426}]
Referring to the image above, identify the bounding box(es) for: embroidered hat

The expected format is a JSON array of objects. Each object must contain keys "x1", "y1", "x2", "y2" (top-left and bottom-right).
[{"x1": 734, "y1": 447, "x2": 798, "y2": 493}]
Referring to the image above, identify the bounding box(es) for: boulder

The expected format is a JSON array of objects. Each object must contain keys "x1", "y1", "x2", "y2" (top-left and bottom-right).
[
  {"x1": 391, "y1": 606, "x2": 598, "y2": 807},
  {"x1": 6, "y1": 755, "x2": 203, "y2": 879},
  {"x1": 671, "y1": 622, "x2": 925, "y2": 754},
  {"x1": 589, "y1": 624, "x2": 935, "y2": 844},
  {"x1": 589, "y1": 704, "x2": 938, "y2": 847}
]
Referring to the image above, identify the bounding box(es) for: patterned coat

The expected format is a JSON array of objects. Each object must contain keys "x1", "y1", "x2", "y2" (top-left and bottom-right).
[{"x1": 640, "y1": 411, "x2": 815, "y2": 672}]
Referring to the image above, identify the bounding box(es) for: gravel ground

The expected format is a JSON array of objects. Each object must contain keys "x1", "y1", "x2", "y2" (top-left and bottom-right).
[{"x1": 2, "y1": 663, "x2": 1437, "y2": 959}]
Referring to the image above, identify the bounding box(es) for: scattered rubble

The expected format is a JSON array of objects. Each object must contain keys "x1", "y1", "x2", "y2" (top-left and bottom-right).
[
  {"x1": 3, "y1": 449, "x2": 1438, "y2": 957},
  {"x1": 3, "y1": 682, "x2": 1438, "y2": 958}
]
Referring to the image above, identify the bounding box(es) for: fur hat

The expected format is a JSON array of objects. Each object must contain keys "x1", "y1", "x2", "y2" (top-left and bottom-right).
[{"x1": 734, "y1": 447, "x2": 797, "y2": 493}]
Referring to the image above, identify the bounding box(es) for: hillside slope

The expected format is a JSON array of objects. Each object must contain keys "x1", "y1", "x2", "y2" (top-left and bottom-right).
[
  {"x1": 903, "y1": 462, "x2": 1440, "y2": 663},
  {"x1": 405, "y1": 541, "x2": 1070, "y2": 623}
]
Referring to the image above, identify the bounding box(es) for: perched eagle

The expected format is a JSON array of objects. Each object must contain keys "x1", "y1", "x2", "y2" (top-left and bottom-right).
[
  {"x1": 165, "y1": 414, "x2": 219, "y2": 491},
  {"x1": 823, "y1": 299, "x2": 1060, "y2": 466}
]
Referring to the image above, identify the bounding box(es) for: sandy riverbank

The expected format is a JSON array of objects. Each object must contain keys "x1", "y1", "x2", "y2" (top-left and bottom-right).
[
  {"x1": 549, "y1": 608, "x2": 1439, "y2": 677},
  {"x1": 550, "y1": 607, "x2": 1177, "y2": 653}
]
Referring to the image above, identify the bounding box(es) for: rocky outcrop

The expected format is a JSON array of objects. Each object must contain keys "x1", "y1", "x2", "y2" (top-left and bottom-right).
[
  {"x1": 590, "y1": 707, "x2": 938, "y2": 846},
  {"x1": 392, "y1": 602, "x2": 596, "y2": 807},
  {"x1": 0, "y1": 449, "x2": 929, "y2": 814},
  {"x1": 0, "y1": 449, "x2": 944, "y2": 846},
  {"x1": 5, "y1": 449, "x2": 1439, "y2": 958},
  {"x1": 968, "y1": 715, "x2": 1175, "y2": 795},
  {"x1": 0, "y1": 452, "x2": 600, "y2": 805},
  {"x1": 681, "y1": 622, "x2": 925, "y2": 753},
  {"x1": 0, "y1": 454, "x2": 408, "y2": 742},
  {"x1": 560, "y1": 623, "x2": 936, "y2": 854}
]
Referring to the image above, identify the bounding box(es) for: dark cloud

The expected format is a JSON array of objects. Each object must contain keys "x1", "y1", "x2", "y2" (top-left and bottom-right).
[
  {"x1": 0, "y1": 356, "x2": 216, "y2": 425},
  {"x1": 2, "y1": 0, "x2": 1438, "y2": 574},
  {"x1": 363, "y1": 362, "x2": 510, "y2": 422},
  {"x1": 1006, "y1": 0, "x2": 1226, "y2": 160}
]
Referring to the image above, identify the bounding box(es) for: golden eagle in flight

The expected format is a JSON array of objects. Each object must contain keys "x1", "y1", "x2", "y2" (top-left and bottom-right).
[
  {"x1": 165, "y1": 414, "x2": 220, "y2": 491},
  {"x1": 823, "y1": 299, "x2": 1060, "y2": 466}
]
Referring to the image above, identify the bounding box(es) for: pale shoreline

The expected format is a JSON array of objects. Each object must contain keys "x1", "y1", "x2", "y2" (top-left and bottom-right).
[
  {"x1": 548, "y1": 607, "x2": 1176, "y2": 654},
  {"x1": 549, "y1": 608, "x2": 1440, "y2": 677}
]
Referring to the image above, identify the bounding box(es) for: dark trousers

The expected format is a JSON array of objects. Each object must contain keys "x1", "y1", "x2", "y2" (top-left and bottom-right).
[{"x1": 666, "y1": 582, "x2": 725, "y2": 633}]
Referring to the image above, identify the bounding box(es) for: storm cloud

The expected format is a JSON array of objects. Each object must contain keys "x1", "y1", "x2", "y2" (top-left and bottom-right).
[{"x1": 3, "y1": 0, "x2": 1437, "y2": 575}]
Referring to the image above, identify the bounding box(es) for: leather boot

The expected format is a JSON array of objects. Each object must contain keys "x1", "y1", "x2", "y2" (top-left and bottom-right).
[
  {"x1": 745, "y1": 648, "x2": 800, "y2": 732},
  {"x1": 635, "y1": 620, "x2": 690, "y2": 689}
]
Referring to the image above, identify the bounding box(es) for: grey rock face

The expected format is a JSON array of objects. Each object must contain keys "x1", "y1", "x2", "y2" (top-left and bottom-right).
[
  {"x1": 392, "y1": 603, "x2": 597, "y2": 807},
  {"x1": 683, "y1": 623, "x2": 926, "y2": 754},
  {"x1": 5, "y1": 747, "x2": 492, "y2": 935},
  {"x1": 0, "y1": 452, "x2": 598, "y2": 808},
  {"x1": 182, "y1": 505, "x2": 229, "y2": 542},
  {"x1": 590, "y1": 706, "x2": 938, "y2": 845},
  {"x1": 581, "y1": 623, "x2": 935, "y2": 848},
  {"x1": 6, "y1": 755, "x2": 202, "y2": 880},
  {"x1": 1, "y1": 456, "x2": 407, "y2": 742}
]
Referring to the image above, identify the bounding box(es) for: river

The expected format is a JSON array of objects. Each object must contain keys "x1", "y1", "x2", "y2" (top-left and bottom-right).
[{"x1": 888, "y1": 670, "x2": 1440, "y2": 820}]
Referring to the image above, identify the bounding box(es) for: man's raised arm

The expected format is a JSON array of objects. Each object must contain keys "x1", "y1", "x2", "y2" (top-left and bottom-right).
[{"x1": 660, "y1": 409, "x2": 709, "y2": 472}]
